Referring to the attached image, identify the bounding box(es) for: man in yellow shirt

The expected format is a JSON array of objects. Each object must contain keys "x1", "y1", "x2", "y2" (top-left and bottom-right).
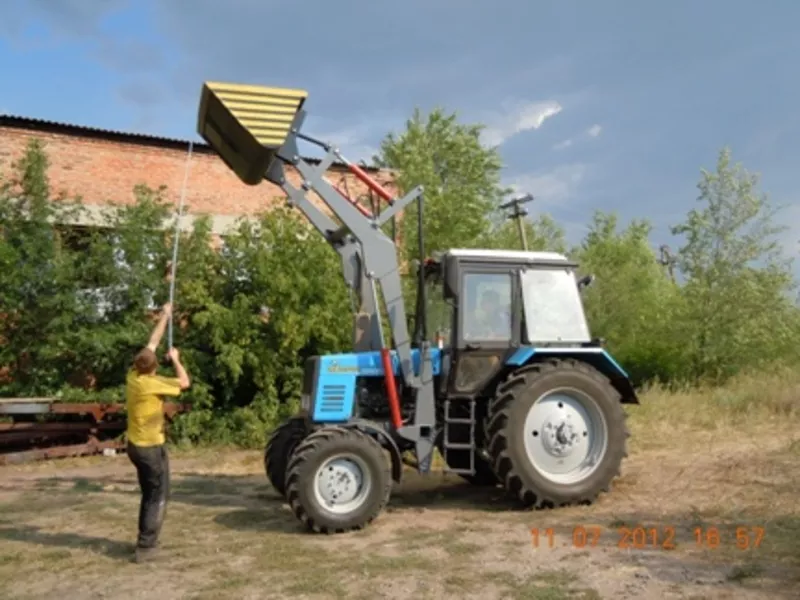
[{"x1": 125, "y1": 303, "x2": 190, "y2": 563}]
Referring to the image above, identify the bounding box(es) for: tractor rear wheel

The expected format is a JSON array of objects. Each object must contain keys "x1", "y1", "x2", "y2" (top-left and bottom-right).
[
  {"x1": 264, "y1": 416, "x2": 308, "y2": 497},
  {"x1": 486, "y1": 359, "x2": 629, "y2": 508},
  {"x1": 285, "y1": 425, "x2": 392, "y2": 533}
]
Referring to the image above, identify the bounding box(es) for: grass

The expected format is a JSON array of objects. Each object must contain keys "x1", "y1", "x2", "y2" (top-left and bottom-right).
[
  {"x1": 1, "y1": 370, "x2": 799, "y2": 599},
  {"x1": 628, "y1": 367, "x2": 800, "y2": 443}
]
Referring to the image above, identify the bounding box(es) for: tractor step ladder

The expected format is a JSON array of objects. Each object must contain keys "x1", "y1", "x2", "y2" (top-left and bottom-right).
[{"x1": 442, "y1": 397, "x2": 476, "y2": 475}]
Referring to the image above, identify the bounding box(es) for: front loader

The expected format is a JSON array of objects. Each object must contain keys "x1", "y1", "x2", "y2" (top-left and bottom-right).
[{"x1": 196, "y1": 81, "x2": 639, "y2": 534}]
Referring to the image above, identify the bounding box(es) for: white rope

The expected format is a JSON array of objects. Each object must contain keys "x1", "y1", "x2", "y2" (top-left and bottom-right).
[{"x1": 167, "y1": 141, "x2": 194, "y2": 350}]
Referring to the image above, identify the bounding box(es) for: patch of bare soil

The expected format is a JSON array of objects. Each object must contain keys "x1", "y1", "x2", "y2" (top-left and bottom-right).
[{"x1": 0, "y1": 429, "x2": 798, "y2": 599}]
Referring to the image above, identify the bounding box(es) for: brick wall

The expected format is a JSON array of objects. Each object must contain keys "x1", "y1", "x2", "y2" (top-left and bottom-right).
[{"x1": 0, "y1": 119, "x2": 399, "y2": 227}]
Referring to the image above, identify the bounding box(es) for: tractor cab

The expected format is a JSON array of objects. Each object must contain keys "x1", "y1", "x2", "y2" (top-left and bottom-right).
[{"x1": 421, "y1": 248, "x2": 598, "y2": 400}]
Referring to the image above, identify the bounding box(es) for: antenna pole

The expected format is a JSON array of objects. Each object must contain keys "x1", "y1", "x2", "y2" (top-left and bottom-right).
[
  {"x1": 499, "y1": 193, "x2": 535, "y2": 251},
  {"x1": 658, "y1": 244, "x2": 676, "y2": 283}
]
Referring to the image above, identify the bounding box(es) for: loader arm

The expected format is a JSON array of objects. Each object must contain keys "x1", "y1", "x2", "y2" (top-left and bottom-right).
[
  {"x1": 196, "y1": 81, "x2": 438, "y2": 470},
  {"x1": 278, "y1": 168, "x2": 379, "y2": 352}
]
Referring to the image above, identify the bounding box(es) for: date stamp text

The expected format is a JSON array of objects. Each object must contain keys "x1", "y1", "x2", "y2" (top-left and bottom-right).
[{"x1": 530, "y1": 526, "x2": 765, "y2": 551}]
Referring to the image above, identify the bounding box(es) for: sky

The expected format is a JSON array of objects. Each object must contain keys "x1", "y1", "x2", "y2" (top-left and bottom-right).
[{"x1": 1, "y1": 0, "x2": 799, "y2": 266}]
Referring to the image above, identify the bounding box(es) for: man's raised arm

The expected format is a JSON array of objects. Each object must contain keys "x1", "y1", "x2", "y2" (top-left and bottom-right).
[
  {"x1": 146, "y1": 303, "x2": 172, "y2": 353},
  {"x1": 167, "y1": 347, "x2": 191, "y2": 390}
]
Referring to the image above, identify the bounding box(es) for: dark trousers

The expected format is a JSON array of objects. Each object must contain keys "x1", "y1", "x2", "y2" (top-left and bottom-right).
[{"x1": 126, "y1": 442, "x2": 170, "y2": 549}]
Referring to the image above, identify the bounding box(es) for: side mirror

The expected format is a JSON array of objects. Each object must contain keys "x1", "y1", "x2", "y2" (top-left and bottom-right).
[{"x1": 577, "y1": 274, "x2": 595, "y2": 290}]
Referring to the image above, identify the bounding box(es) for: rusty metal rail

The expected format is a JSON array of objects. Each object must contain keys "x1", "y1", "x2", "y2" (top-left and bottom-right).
[{"x1": 0, "y1": 397, "x2": 188, "y2": 465}]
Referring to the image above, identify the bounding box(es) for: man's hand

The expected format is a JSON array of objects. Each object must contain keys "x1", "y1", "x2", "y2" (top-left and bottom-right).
[
  {"x1": 162, "y1": 303, "x2": 172, "y2": 318},
  {"x1": 167, "y1": 347, "x2": 191, "y2": 390}
]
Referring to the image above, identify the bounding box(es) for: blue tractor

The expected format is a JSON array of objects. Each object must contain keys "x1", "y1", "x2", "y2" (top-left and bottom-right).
[{"x1": 197, "y1": 81, "x2": 639, "y2": 534}]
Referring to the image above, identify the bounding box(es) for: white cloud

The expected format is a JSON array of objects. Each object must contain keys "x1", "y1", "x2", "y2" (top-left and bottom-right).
[
  {"x1": 553, "y1": 139, "x2": 573, "y2": 150},
  {"x1": 480, "y1": 100, "x2": 563, "y2": 147},
  {"x1": 586, "y1": 124, "x2": 603, "y2": 137},
  {"x1": 506, "y1": 164, "x2": 587, "y2": 206}
]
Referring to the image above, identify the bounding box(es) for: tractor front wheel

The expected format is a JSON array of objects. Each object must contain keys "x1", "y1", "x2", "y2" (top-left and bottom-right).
[
  {"x1": 285, "y1": 426, "x2": 392, "y2": 533},
  {"x1": 264, "y1": 416, "x2": 308, "y2": 497},
  {"x1": 487, "y1": 359, "x2": 629, "y2": 508}
]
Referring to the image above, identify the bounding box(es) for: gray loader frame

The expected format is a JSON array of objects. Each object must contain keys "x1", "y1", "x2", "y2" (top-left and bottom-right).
[{"x1": 263, "y1": 108, "x2": 438, "y2": 472}]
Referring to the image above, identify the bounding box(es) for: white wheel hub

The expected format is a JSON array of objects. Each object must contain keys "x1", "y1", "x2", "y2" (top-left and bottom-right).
[
  {"x1": 313, "y1": 453, "x2": 372, "y2": 515},
  {"x1": 540, "y1": 419, "x2": 579, "y2": 457},
  {"x1": 522, "y1": 388, "x2": 608, "y2": 485}
]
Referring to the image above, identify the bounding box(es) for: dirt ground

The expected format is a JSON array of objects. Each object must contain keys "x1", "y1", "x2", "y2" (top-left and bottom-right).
[{"x1": 1, "y1": 418, "x2": 799, "y2": 600}]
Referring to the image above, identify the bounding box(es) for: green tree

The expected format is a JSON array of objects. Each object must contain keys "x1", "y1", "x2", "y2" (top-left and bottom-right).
[
  {"x1": 373, "y1": 108, "x2": 512, "y2": 340},
  {"x1": 573, "y1": 211, "x2": 684, "y2": 384},
  {"x1": 173, "y1": 207, "x2": 352, "y2": 446},
  {"x1": 671, "y1": 147, "x2": 799, "y2": 381},
  {"x1": 0, "y1": 139, "x2": 85, "y2": 394},
  {"x1": 480, "y1": 212, "x2": 568, "y2": 253},
  {"x1": 374, "y1": 107, "x2": 509, "y2": 261},
  {"x1": 61, "y1": 185, "x2": 177, "y2": 391}
]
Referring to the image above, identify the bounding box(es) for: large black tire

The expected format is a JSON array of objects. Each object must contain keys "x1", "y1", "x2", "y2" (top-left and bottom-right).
[
  {"x1": 264, "y1": 416, "x2": 308, "y2": 497},
  {"x1": 486, "y1": 359, "x2": 629, "y2": 508},
  {"x1": 285, "y1": 426, "x2": 392, "y2": 534}
]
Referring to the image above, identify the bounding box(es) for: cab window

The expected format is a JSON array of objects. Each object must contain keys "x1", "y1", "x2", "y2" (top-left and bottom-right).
[{"x1": 462, "y1": 272, "x2": 512, "y2": 342}]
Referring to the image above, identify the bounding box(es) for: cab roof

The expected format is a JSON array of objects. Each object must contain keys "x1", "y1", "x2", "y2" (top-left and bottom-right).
[{"x1": 444, "y1": 248, "x2": 573, "y2": 264}]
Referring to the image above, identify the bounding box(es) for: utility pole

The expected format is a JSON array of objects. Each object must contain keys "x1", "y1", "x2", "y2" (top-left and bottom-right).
[
  {"x1": 499, "y1": 193, "x2": 535, "y2": 251},
  {"x1": 657, "y1": 244, "x2": 676, "y2": 283}
]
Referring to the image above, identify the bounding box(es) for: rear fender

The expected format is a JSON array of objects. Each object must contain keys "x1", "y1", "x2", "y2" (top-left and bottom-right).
[{"x1": 505, "y1": 346, "x2": 639, "y2": 404}]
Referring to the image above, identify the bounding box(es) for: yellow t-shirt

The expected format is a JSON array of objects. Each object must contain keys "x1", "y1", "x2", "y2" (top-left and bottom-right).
[{"x1": 125, "y1": 369, "x2": 182, "y2": 446}]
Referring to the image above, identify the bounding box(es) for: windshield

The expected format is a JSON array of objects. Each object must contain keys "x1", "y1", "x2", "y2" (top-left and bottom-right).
[{"x1": 520, "y1": 267, "x2": 590, "y2": 343}]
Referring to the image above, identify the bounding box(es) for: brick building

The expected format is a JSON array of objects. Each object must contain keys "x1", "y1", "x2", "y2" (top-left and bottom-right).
[{"x1": 0, "y1": 115, "x2": 398, "y2": 240}]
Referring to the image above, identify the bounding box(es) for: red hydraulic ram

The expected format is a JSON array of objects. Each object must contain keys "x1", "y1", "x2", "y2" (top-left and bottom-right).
[
  {"x1": 335, "y1": 151, "x2": 402, "y2": 427},
  {"x1": 336, "y1": 153, "x2": 395, "y2": 206},
  {"x1": 379, "y1": 347, "x2": 403, "y2": 430}
]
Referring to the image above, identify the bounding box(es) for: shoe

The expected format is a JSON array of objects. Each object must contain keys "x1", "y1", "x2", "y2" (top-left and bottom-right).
[{"x1": 134, "y1": 546, "x2": 160, "y2": 563}]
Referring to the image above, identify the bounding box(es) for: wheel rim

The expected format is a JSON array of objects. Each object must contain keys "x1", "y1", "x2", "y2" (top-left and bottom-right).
[
  {"x1": 522, "y1": 387, "x2": 608, "y2": 485},
  {"x1": 312, "y1": 453, "x2": 372, "y2": 514}
]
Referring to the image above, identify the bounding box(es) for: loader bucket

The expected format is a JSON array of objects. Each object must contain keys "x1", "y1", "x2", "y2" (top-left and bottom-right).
[{"x1": 197, "y1": 81, "x2": 308, "y2": 185}]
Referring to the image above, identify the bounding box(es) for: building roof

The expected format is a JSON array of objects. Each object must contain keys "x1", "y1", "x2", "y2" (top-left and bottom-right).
[{"x1": 0, "y1": 114, "x2": 383, "y2": 173}]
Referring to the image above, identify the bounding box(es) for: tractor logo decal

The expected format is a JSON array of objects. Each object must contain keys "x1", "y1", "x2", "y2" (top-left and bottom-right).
[{"x1": 327, "y1": 363, "x2": 359, "y2": 373}]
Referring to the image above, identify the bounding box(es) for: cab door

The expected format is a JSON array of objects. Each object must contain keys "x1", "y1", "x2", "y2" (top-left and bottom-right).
[{"x1": 447, "y1": 265, "x2": 522, "y2": 398}]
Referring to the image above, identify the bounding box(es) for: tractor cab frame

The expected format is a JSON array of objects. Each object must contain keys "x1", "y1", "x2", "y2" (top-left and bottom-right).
[{"x1": 429, "y1": 249, "x2": 597, "y2": 395}]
